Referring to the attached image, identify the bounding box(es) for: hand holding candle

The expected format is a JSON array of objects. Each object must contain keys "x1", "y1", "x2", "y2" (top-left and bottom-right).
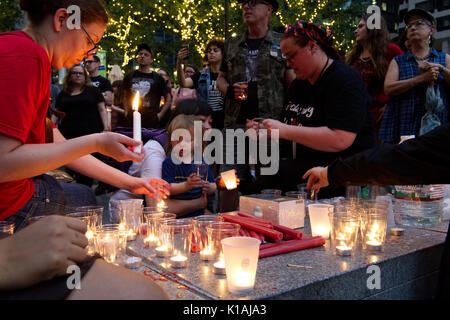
[{"x1": 132, "y1": 92, "x2": 142, "y2": 154}]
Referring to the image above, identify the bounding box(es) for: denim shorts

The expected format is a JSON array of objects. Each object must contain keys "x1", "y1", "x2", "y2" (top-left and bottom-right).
[{"x1": 4, "y1": 174, "x2": 97, "y2": 232}]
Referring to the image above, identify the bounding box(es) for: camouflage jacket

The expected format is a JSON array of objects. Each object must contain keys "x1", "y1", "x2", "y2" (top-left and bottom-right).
[{"x1": 223, "y1": 29, "x2": 288, "y2": 128}]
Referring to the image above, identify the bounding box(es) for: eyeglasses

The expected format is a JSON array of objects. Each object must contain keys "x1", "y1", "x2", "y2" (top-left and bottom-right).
[
  {"x1": 80, "y1": 25, "x2": 98, "y2": 56},
  {"x1": 84, "y1": 60, "x2": 96, "y2": 65},
  {"x1": 240, "y1": 0, "x2": 270, "y2": 7},
  {"x1": 406, "y1": 19, "x2": 432, "y2": 30},
  {"x1": 71, "y1": 71, "x2": 85, "y2": 76}
]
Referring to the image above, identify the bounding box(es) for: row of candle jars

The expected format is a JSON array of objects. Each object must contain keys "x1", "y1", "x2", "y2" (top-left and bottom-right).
[{"x1": 308, "y1": 201, "x2": 389, "y2": 257}]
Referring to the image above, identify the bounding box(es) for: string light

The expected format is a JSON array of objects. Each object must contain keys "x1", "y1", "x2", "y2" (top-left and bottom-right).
[{"x1": 100, "y1": 0, "x2": 367, "y2": 72}]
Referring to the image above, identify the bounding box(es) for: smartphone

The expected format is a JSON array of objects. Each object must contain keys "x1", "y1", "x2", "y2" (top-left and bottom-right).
[{"x1": 181, "y1": 40, "x2": 190, "y2": 60}]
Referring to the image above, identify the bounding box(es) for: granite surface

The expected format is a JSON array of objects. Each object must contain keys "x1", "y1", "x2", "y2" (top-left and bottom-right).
[{"x1": 125, "y1": 216, "x2": 447, "y2": 300}]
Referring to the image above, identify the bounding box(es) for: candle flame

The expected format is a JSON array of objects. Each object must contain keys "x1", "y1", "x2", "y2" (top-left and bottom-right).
[
  {"x1": 157, "y1": 200, "x2": 166, "y2": 212},
  {"x1": 132, "y1": 92, "x2": 140, "y2": 112},
  {"x1": 367, "y1": 221, "x2": 381, "y2": 243},
  {"x1": 85, "y1": 230, "x2": 94, "y2": 240}
]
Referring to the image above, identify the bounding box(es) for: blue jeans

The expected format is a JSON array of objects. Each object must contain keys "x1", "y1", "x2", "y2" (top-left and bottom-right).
[{"x1": 4, "y1": 174, "x2": 97, "y2": 232}]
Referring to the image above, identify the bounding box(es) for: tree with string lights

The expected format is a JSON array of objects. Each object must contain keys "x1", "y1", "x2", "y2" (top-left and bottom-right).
[{"x1": 0, "y1": 0, "x2": 370, "y2": 77}]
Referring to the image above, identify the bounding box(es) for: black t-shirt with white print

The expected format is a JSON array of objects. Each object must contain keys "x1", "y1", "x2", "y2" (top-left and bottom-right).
[
  {"x1": 123, "y1": 70, "x2": 169, "y2": 129},
  {"x1": 90, "y1": 75, "x2": 113, "y2": 95},
  {"x1": 281, "y1": 60, "x2": 376, "y2": 173}
]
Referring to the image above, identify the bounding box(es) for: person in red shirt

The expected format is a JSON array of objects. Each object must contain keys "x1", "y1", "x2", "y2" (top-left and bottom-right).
[
  {"x1": 346, "y1": 14, "x2": 403, "y2": 138},
  {"x1": 0, "y1": 0, "x2": 169, "y2": 300}
]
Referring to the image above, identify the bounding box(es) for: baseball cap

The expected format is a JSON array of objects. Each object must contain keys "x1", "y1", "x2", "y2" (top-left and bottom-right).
[{"x1": 404, "y1": 8, "x2": 436, "y2": 26}]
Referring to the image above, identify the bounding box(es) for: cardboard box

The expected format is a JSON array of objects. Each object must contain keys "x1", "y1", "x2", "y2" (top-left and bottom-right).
[{"x1": 239, "y1": 194, "x2": 305, "y2": 229}]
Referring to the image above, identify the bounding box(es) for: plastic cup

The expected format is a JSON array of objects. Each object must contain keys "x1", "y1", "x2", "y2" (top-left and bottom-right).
[{"x1": 221, "y1": 237, "x2": 261, "y2": 294}]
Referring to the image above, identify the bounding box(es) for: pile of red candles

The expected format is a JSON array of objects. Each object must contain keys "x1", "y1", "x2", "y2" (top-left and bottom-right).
[{"x1": 219, "y1": 212, "x2": 325, "y2": 259}]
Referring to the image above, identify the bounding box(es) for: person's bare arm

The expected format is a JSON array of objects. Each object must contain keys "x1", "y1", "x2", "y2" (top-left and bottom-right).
[
  {"x1": 97, "y1": 101, "x2": 109, "y2": 131},
  {"x1": 103, "y1": 90, "x2": 113, "y2": 106},
  {"x1": 384, "y1": 59, "x2": 439, "y2": 96},
  {"x1": 263, "y1": 119, "x2": 357, "y2": 152},
  {"x1": 0, "y1": 131, "x2": 141, "y2": 183},
  {"x1": 176, "y1": 48, "x2": 194, "y2": 88},
  {"x1": 157, "y1": 92, "x2": 172, "y2": 121},
  {"x1": 54, "y1": 130, "x2": 169, "y2": 200}
]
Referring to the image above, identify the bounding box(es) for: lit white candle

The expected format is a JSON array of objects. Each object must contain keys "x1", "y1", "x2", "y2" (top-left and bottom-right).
[
  {"x1": 366, "y1": 240, "x2": 383, "y2": 251},
  {"x1": 170, "y1": 252, "x2": 188, "y2": 268},
  {"x1": 126, "y1": 229, "x2": 137, "y2": 242},
  {"x1": 132, "y1": 92, "x2": 142, "y2": 153},
  {"x1": 144, "y1": 233, "x2": 158, "y2": 248},
  {"x1": 213, "y1": 254, "x2": 226, "y2": 275},
  {"x1": 97, "y1": 234, "x2": 116, "y2": 263},
  {"x1": 156, "y1": 244, "x2": 170, "y2": 258},
  {"x1": 199, "y1": 246, "x2": 213, "y2": 261},
  {"x1": 366, "y1": 221, "x2": 383, "y2": 251},
  {"x1": 336, "y1": 244, "x2": 352, "y2": 256},
  {"x1": 233, "y1": 270, "x2": 253, "y2": 288},
  {"x1": 157, "y1": 200, "x2": 166, "y2": 212}
]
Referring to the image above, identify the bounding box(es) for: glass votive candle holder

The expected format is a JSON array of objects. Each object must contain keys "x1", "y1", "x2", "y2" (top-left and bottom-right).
[
  {"x1": 221, "y1": 237, "x2": 261, "y2": 294},
  {"x1": 362, "y1": 212, "x2": 388, "y2": 252},
  {"x1": 155, "y1": 213, "x2": 177, "y2": 258},
  {"x1": 346, "y1": 185, "x2": 362, "y2": 203},
  {"x1": 165, "y1": 219, "x2": 193, "y2": 268},
  {"x1": 260, "y1": 189, "x2": 282, "y2": 197},
  {"x1": 206, "y1": 222, "x2": 240, "y2": 274},
  {"x1": 308, "y1": 204, "x2": 333, "y2": 239},
  {"x1": 143, "y1": 210, "x2": 164, "y2": 248},
  {"x1": 331, "y1": 214, "x2": 359, "y2": 257},
  {"x1": 0, "y1": 221, "x2": 15, "y2": 239},
  {"x1": 118, "y1": 199, "x2": 143, "y2": 233},
  {"x1": 67, "y1": 212, "x2": 97, "y2": 255},
  {"x1": 75, "y1": 205, "x2": 104, "y2": 230},
  {"x1": 94, "y1": 228, "x2": 120, "y2": 264},
  {"x1": 285, "y1": 191, "x2": 307, "y2": 199},
  {"x1": 192, "y1": 215, "x2": 222, "y2": 258},
  {"x1": 100, "y1": 224, "x2": 128, "y2": 262}
]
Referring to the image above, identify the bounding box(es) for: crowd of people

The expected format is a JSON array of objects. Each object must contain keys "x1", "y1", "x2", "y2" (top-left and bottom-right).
[{"x1": 0, "y1": 0, "x2": 449, "y2": 300}]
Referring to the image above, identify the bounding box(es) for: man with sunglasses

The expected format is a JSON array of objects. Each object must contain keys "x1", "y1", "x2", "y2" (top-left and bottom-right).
[
  {"x1": 84, "y1": 55, "x2": 113, "y2": 108},
  {"x1": 216, "y1": 0, "x2": 295, "y2": 195}
]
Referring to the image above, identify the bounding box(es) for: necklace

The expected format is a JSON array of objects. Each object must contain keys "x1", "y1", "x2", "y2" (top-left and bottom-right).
[
  {"x1": 317, "y1": 55, "x2": 330, "y2": 81},
  {"x1": 412, "y1": 49, "x2": 431, "y2": 61}
]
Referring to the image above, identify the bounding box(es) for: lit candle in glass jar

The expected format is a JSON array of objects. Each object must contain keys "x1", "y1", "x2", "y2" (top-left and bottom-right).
[
  {"x1": 155, "y1": 244, "x2": 170, "y2": 258},
  {"x1": 199, "y1": 245, "x2": 213, "y2": 261},
  {"x1": 366, "y1": 222, "x2": 383, "y2": 251},
  {"x1": 157, "y1": 200, "x2": 166, "y2": 213},
  {"x1": 336, "y1": 244, "x2": 352, "y2": 256},
  {"x1": 126, "y1": 229, "x2": 137, "y2": 242},
  {"x1": 170, "y1": 252, "x2": 188, "y2": 268},
  {"x1": 213, "y1": 254, "x2": 226, "y2": 275},
  {"x1": 144, "y1": 233, "x2": 158, "y2": 248}
]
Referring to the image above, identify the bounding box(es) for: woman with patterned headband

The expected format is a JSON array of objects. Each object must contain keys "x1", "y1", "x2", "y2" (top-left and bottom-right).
[{"x1": 253, "y1": 20, "x2": 376, "y2": 199}]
